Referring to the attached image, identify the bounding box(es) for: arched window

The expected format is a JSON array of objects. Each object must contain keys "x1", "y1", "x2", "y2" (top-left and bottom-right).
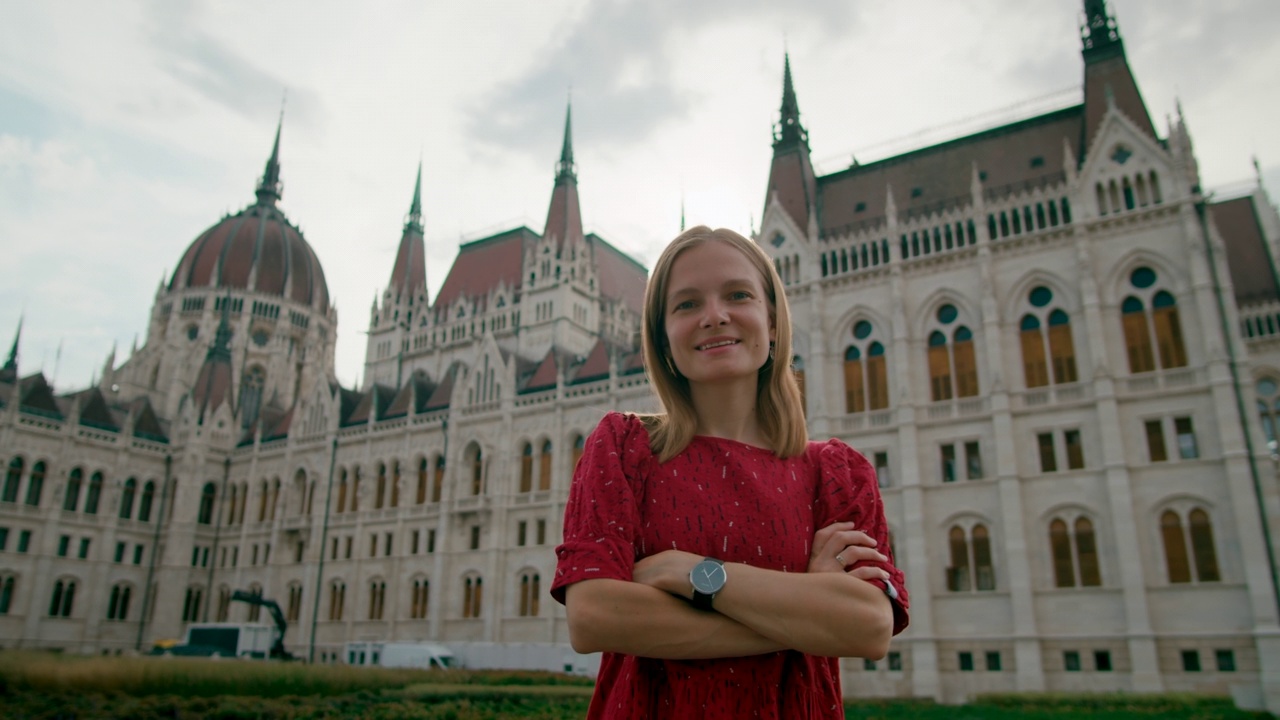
[
  {"x1": 368, "y1": 580, "x2": 386, "y2": 620},
  {"x1": 238, "y1": 481, "x2": 248, "y2": 524},
  {"x1": 349, "y1": 468, "x2": 360, "y2": 513},
  {"x1": 375, "y1": 463, "x2": 387, "y2": 509},
  {"x1": 64, "y1": 468, "x2": 83, "y2": 512},
  {"x1": 462, "y1": 576, "x2": 484, "y2": 618},
  {"x1": 519, "y1": 443, "x2": 533, "y2": 493},
  {"x1": 1161, "y1": 510, "x2": 1192, "y2": 583},
  {"x1": 336, "y1": 470, "x2": 348, "y2": 513},
  {"x1": 1050, "y1": 516, "x2": 1102, "y2": 588},
  {"x1": 466, "y1": 444, "x2": 483, "y2": 496},
  {"x1": 197, "y1": 482, "x2": 216, "y2": 525},
  {"x1": 329, "y1": 581, "x2": 346, "y2": 621},
  {"x1": 119, "y1": 478, "x2": 137, "y2": 519},
  {"x1": 25, "y1": 461, "x2": 45, "y2": 506},
  {"x1": 416, "y1": 458, "x2": 428, "y2": 505},
  {"x1": 928, "y1": 305, "x2": 980, "y2": 401},
  {"x1": 225, "y1": 484, "x2": 238, "y2": 526},
  {"x1": 286, "y1": 583, "x2": 303, "y2": 623},
  {"x1": 258, "y1": 480, "x2": 270, "y2": 522},
  {"x1": 1019, "y1": 285, "x2": 1077, "y2": 387},
  {"x1": 572, "y1": 434, "x2": 586, "y2": 471},
  {"x1": 1189, "y1": 509, "x2": 1220, "y2": 582},
  {"x1": 389, "y1": 462, "x2": 400, "y2": 508},
  {"x1": 518, "y1": 571, "x2": 541, "y2": 617},
  {"x1": 432, "y1": 456, "x2": 445, "y2": 503},
  {"x1": 49, "y1": 579, "x2": 76, "y2": 617},
  {"x1": 844, "y1": 321, "x2": 889, "y2": 413},
  {"x1": 947, "y1": 524, "x2": 995, "y2": 592},
  {"x1": 139, "y1": 481, "x2": 155, "y2": 522},
  {"x1": 3, "y1": 457, "x2": 22, "y2": 503},
  {"x1": 410, "y1": 578, "x2": 430, "y2": 619},
  {"x1": 107, "y1": 583, "x2": 132, "y2": 621},
  {"x1": 181, "y1": 586, "x2": 203, "y2": 623},
  {"x1": 1121, "y1": 268, "x2": 1187, "y2": 373},
  {"x1": 539, "y1": 440, "x2": 553, "y2": 491},
  {"x1": 0, "y1": 575, "x2": 15, "y2": 615},
  {"x1": 246, "y1": 584, "x2": 263, "y2": 622},
  {"x1": 239, "y1": 365, "x2": 266, "y2": 429},
  {"x1": 216, "y1": 586, "x2": 232, "y2": 621}
]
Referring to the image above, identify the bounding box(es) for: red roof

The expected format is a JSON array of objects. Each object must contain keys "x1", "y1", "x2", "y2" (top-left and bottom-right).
[
  {"x1": 544, "y1": 176, "x2": 584, "y2": 249},
  {"x1": 1214, "y1": 196, "x2": 1279, "y2": 306},
  {"x1": 433, "y1": 228, "x2": 534, "y2": 310},
  {"x1": 524, "y1": 351, "x2": 558, "y2": 392},
  {"x1": 1082, "y1": 53, "x2": 1157, "y2": 157},
  {"x1": 765, "y1": 146, "x2": 816, "y2": 231},
  {"x1": 571, "y1": 339, "x2": 610, "y2": 384},
  {"x1": 591, "y1": 234, "x2": 648, "y2": 314},
  {"x1": 389, "y1": 225, "x2": 427, "y2": 300}
]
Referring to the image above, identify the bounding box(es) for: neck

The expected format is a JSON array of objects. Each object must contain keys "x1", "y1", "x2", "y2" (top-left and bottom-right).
[{"x1": 688, "y1": 377, "x2": 767, "y2": 447}]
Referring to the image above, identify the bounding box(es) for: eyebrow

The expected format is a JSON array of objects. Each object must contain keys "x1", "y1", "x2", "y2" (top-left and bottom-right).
[{"x1": 666, "y1": 278, "x2": 756, "y2": 304}]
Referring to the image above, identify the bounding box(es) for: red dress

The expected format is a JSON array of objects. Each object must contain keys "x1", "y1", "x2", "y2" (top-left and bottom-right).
[{"x1": 552, "y1": 413, "x2": 909, "y2": 719}]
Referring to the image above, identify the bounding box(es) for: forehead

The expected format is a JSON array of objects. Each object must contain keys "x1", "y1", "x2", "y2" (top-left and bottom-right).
[{"x1": 665, "y1": 240, "x2": 764, "y2": 294}]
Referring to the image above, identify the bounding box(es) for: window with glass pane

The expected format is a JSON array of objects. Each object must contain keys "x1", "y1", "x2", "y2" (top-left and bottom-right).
[
  {"x1": 940, "y1": 444, "x2": 956, "y2": 483},
  {"x1": 1064, "y1": 429, "x2": 1085, "y2": 469},
  {"x1": 965, "y1": 441, "x2": 982, "y2": 479},
  {"x1": 1175, "y1": 417, "x2": 1198, "y2": 459},
  {"x1": 1038, "y1": 433, "x2": 1057, "y2": 472},
  {"x1": 1145, "y1": 420, "x2": 1167, "y2": 462}
]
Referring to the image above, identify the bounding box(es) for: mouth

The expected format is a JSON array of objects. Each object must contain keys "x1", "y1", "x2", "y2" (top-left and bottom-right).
[{"x1": 696, "y1": 339, "x2": 740, "y2": 351}]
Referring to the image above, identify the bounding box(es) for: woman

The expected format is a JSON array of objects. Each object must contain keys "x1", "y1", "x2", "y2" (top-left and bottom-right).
[{"x1": 552, "y1": 226, "x2": 908, "y2": 718}]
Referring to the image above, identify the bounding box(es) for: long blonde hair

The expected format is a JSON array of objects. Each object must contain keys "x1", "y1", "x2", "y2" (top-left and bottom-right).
[{"x1": 640, "y1": 226, "x2": 807, "y2": 461}]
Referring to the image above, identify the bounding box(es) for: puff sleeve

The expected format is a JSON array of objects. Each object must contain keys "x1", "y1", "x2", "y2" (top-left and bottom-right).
[
  {"x1": 551, "y1": 412, "x2": 651, "y2": 604},
  {"x1": 813, "y1": 439, "x2": 910, "y2": 636}
]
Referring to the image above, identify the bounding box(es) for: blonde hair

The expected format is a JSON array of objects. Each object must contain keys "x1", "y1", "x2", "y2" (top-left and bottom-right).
[{"x1": 640, "y1": 225, "x2": 807, "y2": 461}]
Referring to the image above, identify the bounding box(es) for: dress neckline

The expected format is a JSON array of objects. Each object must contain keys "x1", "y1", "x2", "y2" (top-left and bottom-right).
[{"x1": 690, "y1": 434, "x2": 776, "y2": 454}]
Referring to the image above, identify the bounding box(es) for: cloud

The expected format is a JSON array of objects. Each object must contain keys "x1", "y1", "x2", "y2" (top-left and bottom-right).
[{"x1": 465, "y1": 0, "x2": 863, "y2": 158}]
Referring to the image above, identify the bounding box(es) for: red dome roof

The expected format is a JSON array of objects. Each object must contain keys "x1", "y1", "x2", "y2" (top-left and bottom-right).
[{"x1": 169, "y1": 200, "x2": 330, "y2": 313}]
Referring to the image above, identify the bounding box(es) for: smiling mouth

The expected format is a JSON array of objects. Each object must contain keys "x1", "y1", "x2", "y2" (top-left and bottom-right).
[{"x1": 697, "y1": 340, "x2": 739, "y2": 351}]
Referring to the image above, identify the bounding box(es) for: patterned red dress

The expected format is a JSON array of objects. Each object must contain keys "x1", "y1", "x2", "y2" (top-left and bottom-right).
[{"x1": 552, "y1": 412, "x2": 908, "y2": 719}]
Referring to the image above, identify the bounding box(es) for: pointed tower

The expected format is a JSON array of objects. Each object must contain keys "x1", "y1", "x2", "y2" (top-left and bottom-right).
[
  {"x1": 763, "y1": 54, "x2": 818, "y2": 233},
  {"x1": 1079, "y1": 0, "x2": 1157, "y2": 159},
  {"x1": 1, "y1": 318, "x2": 20, "y2": 384},
  {"x1": 256, "y1": 113, "x2": 284, "y2": 206},
  {"x1": 364, "y1": 163, "x2": 430, "y2": 388},
  {"x1": 191, "y1": 297, "x2": 235, "y2": 426},
  {"x1": 387, "y1": 161, "x2": 428, "y2": 307},
  {"x1": 542, "y1": 102, "x2": 585, "y2": 250}
]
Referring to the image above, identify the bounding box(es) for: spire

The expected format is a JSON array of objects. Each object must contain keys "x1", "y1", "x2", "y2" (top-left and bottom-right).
[
  {"x1": 387, "y1": 161, "x2": 428, "y2": 302},
  {"x1": 555, "y1": 101, "x2": 577, "y2": 184},
  {"x1": 207, "y1": 293, "x2": 234, "y2": 364},
  {"x1": 543, "y1": 100, "x2": 585, "y2": 249},
  {"x1": 773, "y1": 53, "x2": 809, "y2": 151},
  {"x1": 191, "y1": 293, "x2": 235, "y2": 424},
  {"x1": 1078, "y1": 0, "x2": 1155, "y2": 158},
  {"x1": 680, "y1": 195, "x2": 686, "y2": 233},
  {"x1": 255, "y1": 108, "x2": 284, "y2": 206},
  {"x1": 405, "y1": 158, "x2": 423, "y2": 234},
  {"x1": 1, "y1": 317, "x2": 20, "y2": 383}
]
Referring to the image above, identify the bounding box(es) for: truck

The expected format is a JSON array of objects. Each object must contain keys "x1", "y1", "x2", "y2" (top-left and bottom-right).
[
  {"x1": 153, "y1": 590, "x2": 294, "y2": 660},
  {"x1": 344, "y1": 641, "x2": 455, "y2": 669}
]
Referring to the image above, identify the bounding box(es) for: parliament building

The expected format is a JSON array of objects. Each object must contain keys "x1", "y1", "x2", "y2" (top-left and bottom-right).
[{"x1": 2, "y1": 1, "x2": 1278, "y2": 711}]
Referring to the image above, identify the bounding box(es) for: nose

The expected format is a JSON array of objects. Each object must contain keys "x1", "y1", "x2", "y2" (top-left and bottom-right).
[{"x1": 700, "y1": 300, "x2": 729, "y2": 328}]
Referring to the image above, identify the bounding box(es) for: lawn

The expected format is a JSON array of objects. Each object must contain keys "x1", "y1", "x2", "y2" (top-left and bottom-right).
[{"x1": 0, "y1": 651, "x2": 1271, "y2": 719}]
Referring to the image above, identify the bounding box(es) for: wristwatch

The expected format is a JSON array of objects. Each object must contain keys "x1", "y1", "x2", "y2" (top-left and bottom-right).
[{"x1": 689, "y1": 557, "x2": 726, "y2": 611}]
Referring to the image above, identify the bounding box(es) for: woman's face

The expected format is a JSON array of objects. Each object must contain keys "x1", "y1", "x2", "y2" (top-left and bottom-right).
[{"x1": 662, "y1": 240, "x2": 775, "y2": 388}]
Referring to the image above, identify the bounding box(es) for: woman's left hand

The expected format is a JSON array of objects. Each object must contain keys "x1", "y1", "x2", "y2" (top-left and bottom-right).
[{"x1": 810, "y1": 521, "x2": 890, "y2": 584}]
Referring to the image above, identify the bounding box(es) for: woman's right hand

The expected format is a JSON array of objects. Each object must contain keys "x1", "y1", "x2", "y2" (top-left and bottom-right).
[{"x1": 809, "y1": 521, "x2": 891, "y2": 584}]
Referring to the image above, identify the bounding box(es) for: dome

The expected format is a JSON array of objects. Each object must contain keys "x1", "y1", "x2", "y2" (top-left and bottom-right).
[
  {"x1": 168, "y1": 201, "x2": 330, "y2": 313},
  {"x1": 167, "y1": 122, "x2": 330, "y2": 313}
]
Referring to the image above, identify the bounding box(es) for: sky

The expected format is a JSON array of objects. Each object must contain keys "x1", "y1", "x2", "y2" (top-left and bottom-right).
[{"x1": 2, "y1": 0, "x2": 1279, "y2": 392}]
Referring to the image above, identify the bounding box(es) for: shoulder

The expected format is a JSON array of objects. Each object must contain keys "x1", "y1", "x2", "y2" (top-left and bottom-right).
[
  {"x1": 584, "y1": 412, "x2": 655, "y2": 460},
  {"x1": 806, "y1": 438, "x2": 872, "y2": 472}
]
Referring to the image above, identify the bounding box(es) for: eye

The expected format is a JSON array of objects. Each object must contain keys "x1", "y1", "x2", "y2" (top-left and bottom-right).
[
  {"x1": 730, "y1": 290, "x2": 752, "y2": 301},
  {"x1": 672, "y1": 300, "x2": 695, "y2": 312}
]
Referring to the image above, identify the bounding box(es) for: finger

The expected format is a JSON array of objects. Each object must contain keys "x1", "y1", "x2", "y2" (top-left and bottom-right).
[
  {"x1": 838, "y1": 544, "x2": 889, "y2": 564},
  {"x1": 833, "y1": 529, "x2": 878, "y2": 548},
  {"x1": 849, "y1": 566, "x2": 892, "y2": 583}
]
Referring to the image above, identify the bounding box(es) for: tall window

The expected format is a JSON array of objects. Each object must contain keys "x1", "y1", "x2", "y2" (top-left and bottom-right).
[
  {"x1": 197, "y1": 482, "x2": 216, "y2": 525},
  {"x1": 463, "y1": 576, "x2": 483, "y2": 618},
  {"x1": 64, "y1": 468, "x2": 83, "y2": 512},
  {"x1": 389, "y1": 462, "x2": 399, "y2": 508},
  {"x1": 106, "y1": 583, "x2": 132, "y2": 621},
  {"x1": 49, "y1": 579, "x2": 76, "y2": 618},
  {"x1": 1161, "y1": 508, "x2": 1221, "y2": 583},
  {"x1": 84, "y1": 472, "x2": 103, "y2": 515},
  {"x1": 3, "y1": 457, "x2": 21, "y2": 503},
  {"x1": 947, "y1": 524, "x2": 995, "y2": 592},
  {"x1": 336, "y1": 470, "x2": 348, "y2": 513},
  {"x1": 1256, "y1": 377, "x2": 1280, "y2": 455},
  {"x1": 0, "y1": 575, "x2": 14, "y2": 615},
  {"x1": 286, "y1": 583, "x2": 303, "y2": 623},
  {"x1": 432, "y1": 456, "x2": 445, "y2": 502},
  {"x1": 138, "y1": 481, "x2": 155, "y2": 522},
  {"x1": 119, "y1": 478, "x2": 137, "y2": 519},
  {"x1": 519, "y1": 443, "x2": 533, "y2": 493},
  {"x1": 1120, "y1": 268, "x2": 1187, "y2": 374},
  {"x1": 417, "y1": 458, "x2": 428, "y2": 504},
  {"x1": 25, "y1": 461, "x2": 45, "y2": 506},
  {"x1": 349, "y1": 468, "x2": 360, "y2": 513},
  {"x1": 844, "y1": 321, "x2": 888, "y2": 413},
  {"x1": 1049, "y1": 517, "x2": 1102, "y2": 587},
  {"x1": 1020, "y1": 286, "x2": 1078, "y2": 388},
  {"x1": 375, "y1": 463, "x2": 387, "y2": 509},
  {"x1": 181, "y1": 586, "x2": 202, "y2": 623},
  {"x1": 410, "y1": 579, "x2": 429, "y2": 619},
  {"x1": 1039, "y1": 429, "x2": 1085, "y2": 472},
  {"x1": 928, "y1": 305, "x2": 979, "y2": 401},
  {"x1": 368, "y1": 580, "x2": 386, "y2": 620},
  {"x1": 216, "y1": 586, "x2": 231, "y2": 621},
  {"x1": 518, "y1": 571, "x2": 541, "y2": 617},
  {"x1": 538, "y1": 440, "x2": 553, "y2": 491},
  {"x1": 239, "y1": 365, "x2": 266, "y2": 429},
  {"x1": 329, "y1": 581, "x2": 346, "y2": 620},
  {"x1": 467, "y1": 444, "x2": 483, "y2": 496}
]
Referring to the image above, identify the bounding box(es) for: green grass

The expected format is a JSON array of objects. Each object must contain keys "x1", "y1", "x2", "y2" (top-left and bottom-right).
[{"x1": 0, "y1": 651, "x2": 1272, "y2": 719}]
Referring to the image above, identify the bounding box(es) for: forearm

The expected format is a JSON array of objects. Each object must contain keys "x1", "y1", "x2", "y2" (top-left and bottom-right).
[
  {"x1": 564, "y1": 578, "x2": 786, "y2": 660},
  {"x1": 713, "y1": 562, "x2": 893, "y2": 659}
]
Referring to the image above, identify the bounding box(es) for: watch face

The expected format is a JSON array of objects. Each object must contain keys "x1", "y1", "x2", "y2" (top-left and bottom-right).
[{"x1": 691, "y1": 560, "x2": 726, "y2": 594}]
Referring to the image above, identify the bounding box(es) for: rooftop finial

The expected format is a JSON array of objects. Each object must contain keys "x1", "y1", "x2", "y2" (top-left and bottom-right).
[
  {"x1": 1081, "y1": 0, "x2": 1121, "y2": 54},
  {"x1": 255, "y1": 99, "x2": 285, "y2": 205},
  {"x1": 773, "y1": 53, "x2": 808, "y2": 150},
  {"x1": 555, "y1": 97, "x2": 576, "y2": 184},
  {"x1": 406, "y1": 157, "x2": 423, "y2": 233},
  {"x1": 1, "y1": 316, "x2": 21, "y2": 382}
]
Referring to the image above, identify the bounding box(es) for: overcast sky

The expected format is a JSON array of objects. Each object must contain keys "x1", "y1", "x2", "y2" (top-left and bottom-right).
[{"x1": 2, "y1": 0, "x2": 1278, "y2": 392}]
